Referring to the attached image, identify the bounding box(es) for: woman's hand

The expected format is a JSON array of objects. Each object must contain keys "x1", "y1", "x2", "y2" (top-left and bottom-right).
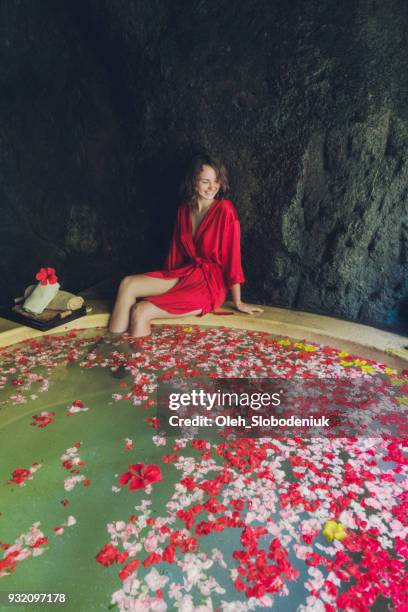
[{"x1": 234, "y1": 301, "x2": 264, "y2": 315}]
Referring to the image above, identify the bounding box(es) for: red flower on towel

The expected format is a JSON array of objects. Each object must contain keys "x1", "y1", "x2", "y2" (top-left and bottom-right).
[{"x1": 35, "y1": 267, "x2": 58, "y2": 285}]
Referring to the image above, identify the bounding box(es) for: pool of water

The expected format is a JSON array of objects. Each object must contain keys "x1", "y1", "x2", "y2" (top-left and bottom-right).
[{"x1": 0, "y1": 325, "x2": 407, "y2": 611}]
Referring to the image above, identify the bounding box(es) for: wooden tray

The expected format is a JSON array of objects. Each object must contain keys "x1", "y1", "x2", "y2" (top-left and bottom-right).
[{"x1": 0, "y1": 305, "x2": 88, "y2": 331}]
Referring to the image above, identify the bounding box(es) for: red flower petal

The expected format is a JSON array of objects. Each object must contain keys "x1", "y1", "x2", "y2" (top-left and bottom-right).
[
  {"x1": 128, "y1": 463, "x2": 144, "y2": 475},
  {"x1": 118, "y1": 472, "x2": 132, "y2": 485},
  {"x1": 163, "y1": 545, "x2": 176, "y2": 563},
  {"x1": 143, "y1": 465, "x2": 162, "y2": 484},
  {"x1": 128, "y1": 476, "x2": 145, "y2": 490},
  {"x1": 119, "y1": 558, "x2": 139, "y2": 580}
]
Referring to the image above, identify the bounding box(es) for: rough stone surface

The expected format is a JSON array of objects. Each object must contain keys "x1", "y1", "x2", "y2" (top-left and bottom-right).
[{"x1": 1, "y1": 0, "x2": 407, "y2": 328}]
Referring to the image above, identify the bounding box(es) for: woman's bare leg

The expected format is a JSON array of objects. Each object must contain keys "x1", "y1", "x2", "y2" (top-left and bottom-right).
[
  {"x1": 107, "y1": 301, "x2": 201, "y2": 378},
  {"x1": 109, "y1": 275, "x2": 179, "y2": 334},
  {"x1": 129, "y1": 300, "x2": 201, "y2": 337}
]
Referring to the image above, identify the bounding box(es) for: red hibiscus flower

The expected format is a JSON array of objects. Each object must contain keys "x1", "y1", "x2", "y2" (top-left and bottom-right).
[
  {"x1": 192, "y1": 439, "x2": 207, "y2": 450},
  {"x1": 95, "y1": 543, "x2": 120, "y2": 567},
  {"x1": 180, "y1": 476, "x2": 196, "y2": 490},
  {"x1": 31, "y1": 414, "x2": 55, "y2": 427},
  {"x1": 118, "y1": 463, "x2": 162, "y2": 490},
  {"x1": 8, "y1": 468, "x2": 31, "y2": 485},
  {"x1": 35, "y1": 267, "x2": 58, "y2": 285}
]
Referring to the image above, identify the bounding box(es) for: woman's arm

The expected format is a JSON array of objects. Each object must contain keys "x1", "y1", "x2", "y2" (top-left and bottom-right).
[
  {"x1": 231, "y1": 283, "x2": 242, "y2": 308},
  {"x1": 221, "y1": 204, "x2": 263, "y2": 315}
]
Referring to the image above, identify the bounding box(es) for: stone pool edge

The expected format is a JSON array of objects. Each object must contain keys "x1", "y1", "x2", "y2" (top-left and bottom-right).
[{"x1": 0, "y1": 300, "x2": 406, "y2": 370}]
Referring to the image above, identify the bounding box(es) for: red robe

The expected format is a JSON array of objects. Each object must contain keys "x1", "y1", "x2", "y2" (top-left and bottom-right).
[{"x1": 143, "y1": 199, "x2": 245, "y2": 315}]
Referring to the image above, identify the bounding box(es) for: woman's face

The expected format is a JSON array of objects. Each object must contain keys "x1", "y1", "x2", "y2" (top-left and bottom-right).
[{"x1": 195, "y1": 165, "x2": 221, "y2": 201}]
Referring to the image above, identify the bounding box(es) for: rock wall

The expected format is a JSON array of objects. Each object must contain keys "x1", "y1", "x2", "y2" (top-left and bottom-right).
[
  {"x1": 1, "y1": 0, "x2": 407, "y2": 326},
  {"x1": 0, "y1": 0, "x2": 128, "y2": 299}
]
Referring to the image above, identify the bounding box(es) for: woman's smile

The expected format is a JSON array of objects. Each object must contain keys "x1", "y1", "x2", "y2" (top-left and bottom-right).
[{"x1": 196, "y1": 165, "x2": 221, "y2": 202}]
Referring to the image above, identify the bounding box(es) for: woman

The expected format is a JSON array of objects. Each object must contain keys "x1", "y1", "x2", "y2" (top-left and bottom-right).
[{"x1": 109, "y1": 154, "x2": 263, "y2": 338}]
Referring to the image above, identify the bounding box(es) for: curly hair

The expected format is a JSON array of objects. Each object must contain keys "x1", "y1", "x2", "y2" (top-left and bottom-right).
[{"x1": 179, "y1": 153, "x2": 229, "y2": 208}]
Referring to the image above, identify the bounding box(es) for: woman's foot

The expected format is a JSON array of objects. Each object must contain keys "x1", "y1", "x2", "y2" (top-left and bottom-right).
[
  {"x1": 112, "y1": 363, "x2": 129, "y2": 379},
  {"x1": 82, "y1": 331, "x2": 150, "y2": 379},
  {"x1": 66, "y1": 331, "x2": 120, "y2": 370},
  {"x1": 111, "y1": 338, "x2": 135, "y2": 379},
  {"x1": 87, "y1": 331, "x2": 127, "y2": 358},
  {"x1": 82, "y1": 332, "x2": 132, "y2": 376}
]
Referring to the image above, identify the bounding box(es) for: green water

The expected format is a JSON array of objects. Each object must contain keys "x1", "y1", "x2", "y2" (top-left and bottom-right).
[{"x1": 0, "y1": 327, "x2": 406, "y2": 611}]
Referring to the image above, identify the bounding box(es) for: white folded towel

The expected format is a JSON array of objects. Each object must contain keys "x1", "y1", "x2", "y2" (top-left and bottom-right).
[
  {"x1": 23, "y1": 286, "x2": 84, "y2": 311},
  {"x1": 23, "y1": 282, "x2": 60, "y2": 314}
]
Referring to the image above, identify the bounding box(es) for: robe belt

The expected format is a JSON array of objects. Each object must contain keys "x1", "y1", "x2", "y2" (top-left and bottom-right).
[
  {"x1": 187, "y1": 256, "x2": 214, "y2": 310},
  {"x1": 190, "y1": 257, "x2": 234, "y2": 315},
  {"x1": 191, "y1": 257, "x2": 213, "y2": 299},
  {"x1": 192, "y1": 256, "x2": 206, "y2": 269}
]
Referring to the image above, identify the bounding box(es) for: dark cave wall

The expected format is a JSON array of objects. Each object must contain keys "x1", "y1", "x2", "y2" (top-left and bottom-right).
[
  {"x1": 1, "y1": 0, "x2": 407, "y2": 326},
  {"x1": 0, "y1": 0, "x2": 131, "y2": 297}
]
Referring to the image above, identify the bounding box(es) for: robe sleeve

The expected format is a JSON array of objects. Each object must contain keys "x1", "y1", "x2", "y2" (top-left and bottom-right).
[
  {"x1": 164, "y1": 208, "x2": 186, "y2": 270},
  {"x1": 221, "y1": 215, "x2": 245, "y2": 288}
]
